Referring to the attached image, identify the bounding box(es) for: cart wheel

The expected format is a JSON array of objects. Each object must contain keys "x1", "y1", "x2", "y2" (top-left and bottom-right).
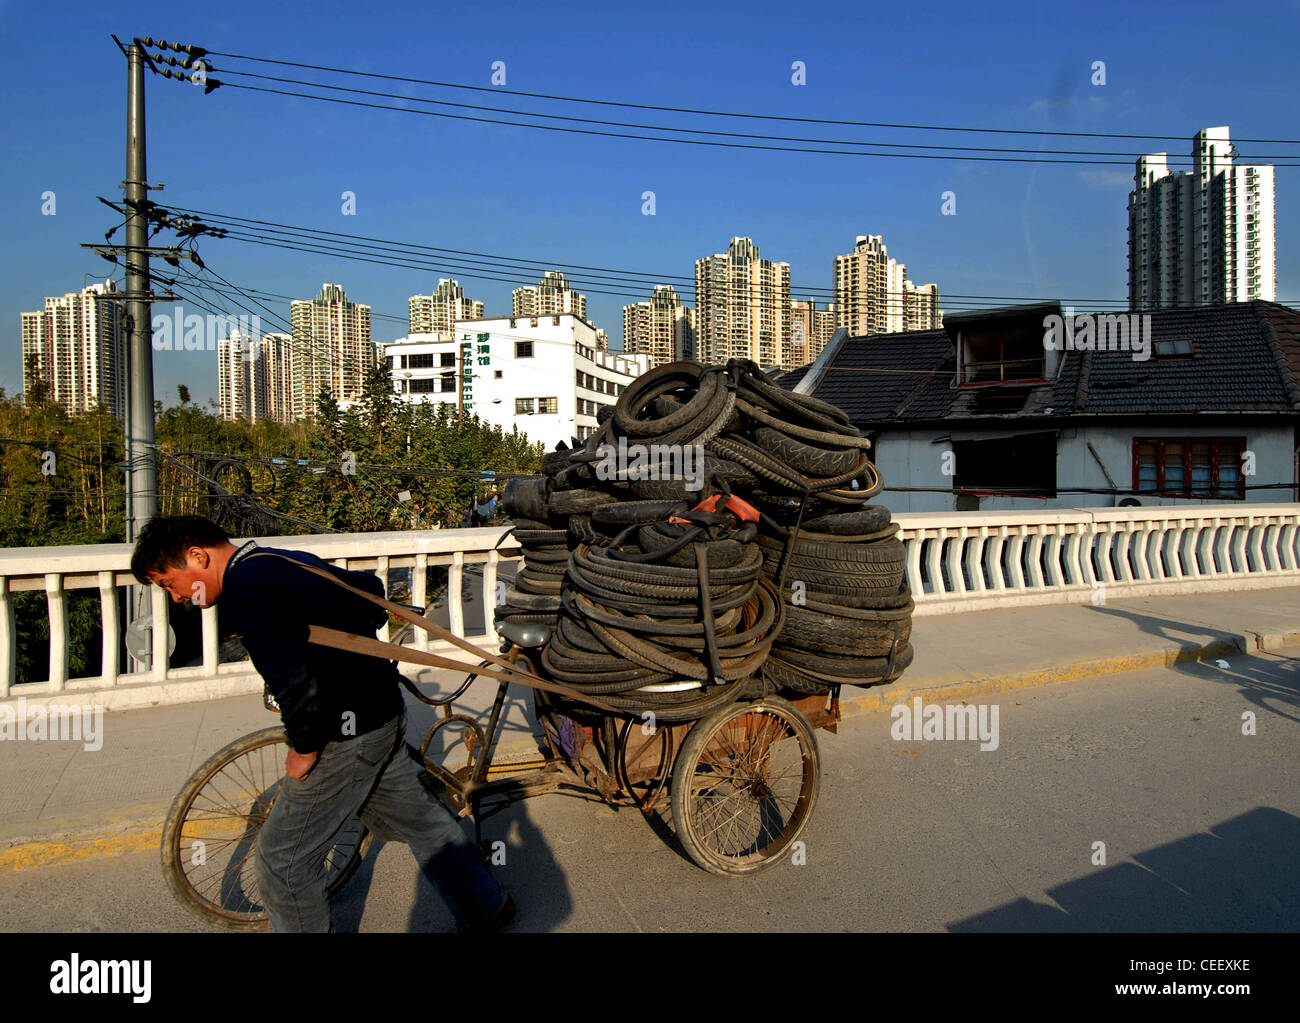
[
  {"x1": 670, "y1": 696, "x2": 819, "y2": 877},
  {"x1": 160, "y1": 726, "x2": 372, "y2": 931}
]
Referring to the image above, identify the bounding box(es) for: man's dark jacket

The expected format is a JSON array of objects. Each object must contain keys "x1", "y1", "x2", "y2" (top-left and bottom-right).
[{"x1": 220, "y1": 544, "x2": 404, "y2": 754}]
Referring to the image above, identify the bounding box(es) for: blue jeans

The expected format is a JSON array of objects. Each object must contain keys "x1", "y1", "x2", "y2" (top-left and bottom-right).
[{"x1": 253, "y1": 711, "x2": 505, "y2": 932}]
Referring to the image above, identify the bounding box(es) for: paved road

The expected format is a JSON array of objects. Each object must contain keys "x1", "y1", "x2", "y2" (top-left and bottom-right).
[{"x1": 2, "y1": 648, "x2": 1297, "y2": 932}]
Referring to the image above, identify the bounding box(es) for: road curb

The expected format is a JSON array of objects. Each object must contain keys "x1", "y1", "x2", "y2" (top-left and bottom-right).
[
  {"x1": 836, "y1": 636, "x2": 1247, "y2": 718},
  {"x1": 0, "y1": 810, "x2": 165, "y2": 873},
  {"x1": 1245, "y1": 629, "x2": 1300, "y2": 651}
]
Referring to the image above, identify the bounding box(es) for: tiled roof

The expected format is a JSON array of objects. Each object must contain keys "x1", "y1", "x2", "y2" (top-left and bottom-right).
[
  {"x1": 1055, "y1": 303, "x2": 1298, "y2": 415},
  {"x1": 809, "y1": 328, "x2": 954, "y2": 422},
  {"x1": 783, "y1": 301, "x2": 1300, "y2": 425},
  {"x1": 773, "y1": 364, "x2": 811, "y2": 390}
]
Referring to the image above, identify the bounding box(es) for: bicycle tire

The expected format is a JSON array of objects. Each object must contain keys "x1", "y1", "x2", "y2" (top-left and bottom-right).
[
  {"x1": 160, "y1": 726, "x2": 372, "y2": 932},
  {"x1": 671, "y1": 696, "x2": 820, "y2": 876}
]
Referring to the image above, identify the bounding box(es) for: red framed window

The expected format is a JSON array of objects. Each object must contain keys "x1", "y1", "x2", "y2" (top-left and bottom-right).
[{"x1": 1132, "y1": 437, "x2": 1245, "y2": 499}]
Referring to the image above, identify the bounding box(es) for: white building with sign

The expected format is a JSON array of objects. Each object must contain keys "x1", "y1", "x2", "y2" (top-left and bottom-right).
[{"x1": 381, "y1": 314, "x2": 650, "y2": 451}]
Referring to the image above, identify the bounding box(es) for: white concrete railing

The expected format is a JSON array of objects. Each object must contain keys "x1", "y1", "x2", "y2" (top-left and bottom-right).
[
  {"x1": 3, "y1": 504, "x2": 1300, "y2": 709},
  {"x1": 896, "y1": 504, "x2": 1300, "y2": 615},
  {"x1": 0, "y1": 528, "x2": 521, "y2": 710}
]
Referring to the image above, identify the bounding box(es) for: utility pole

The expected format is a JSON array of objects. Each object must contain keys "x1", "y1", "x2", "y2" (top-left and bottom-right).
[{"x1": 124, "y1": 38, "x2": 157, "y2": 542}]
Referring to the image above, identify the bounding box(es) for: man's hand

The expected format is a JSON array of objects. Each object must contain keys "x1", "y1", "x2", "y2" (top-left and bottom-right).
[{"x1": 286, "y1": 749, "x2": 319, "y2": 781}]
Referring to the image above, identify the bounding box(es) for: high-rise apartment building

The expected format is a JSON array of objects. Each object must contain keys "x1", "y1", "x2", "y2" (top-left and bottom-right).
[
  {"x1": 409, "y1": 278, "x2": 485, "y2": 336},
  {"x1": 833, "y1": 235, "x2": 941, "y2": 337},
  {"x1": 261, "y1": 333, "x2": 294, "y2": 424},
  {"x1": 218, "y1": 332, "x2": 263, "y2": 423},
  {"x1": 694, "y1": 237, "x2": 792, "y2": 368},
  {"x1": 512, "y1": 270, "x2": 589, "y2": 323},
  {"x1": 623, "y1": 285, "x2": 697, "y2": 369},
  {"x1": 903, "y1": 283, "x2": 941, "y2": 333},
  {"x1": 217, "y1": 331, "x2": 294, "y2": 424},
  {"x1": 288, "y1": 283, "x2": 373, "y2": 420},
  {"x1": 787, "y1": 299, "x2": 836, "y2": 367},
  {"x1": 1129, "y1": 126, "x2": 1276, "y2": 310},
  {"x1": 20, "y1": 281, "x2": 126, "y2": 417}
]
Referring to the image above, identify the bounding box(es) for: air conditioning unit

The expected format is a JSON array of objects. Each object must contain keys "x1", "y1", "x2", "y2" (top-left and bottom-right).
[{"x1": 1115, "y1": 496, "x2": 1143, "y2": 508}]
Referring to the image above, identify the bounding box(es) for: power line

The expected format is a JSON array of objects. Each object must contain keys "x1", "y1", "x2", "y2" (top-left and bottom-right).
[
  {"x1": 161, "y1": 204, "x2": 1164, "y2": 310},
  {"x1": 204, "y1": 48, "x2": 1300, "y2": 146},
  {"x1": 205, "y1": 78, "x2": 1300, "y2": 167},
  {"x1": 169, "y1": 447, "x2": 537, "y2": 482},
  {"x1": 207, "y1": 66, "x2": 1300, "y2": 164}
]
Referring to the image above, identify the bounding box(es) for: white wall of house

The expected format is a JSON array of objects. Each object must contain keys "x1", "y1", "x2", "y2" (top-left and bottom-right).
[
  {"x1": 872, "y1": 423, "x2": 1294, "y2": 513},
  {"x1": 382, "y1": 316, "x2": 648, "y2": 452}
]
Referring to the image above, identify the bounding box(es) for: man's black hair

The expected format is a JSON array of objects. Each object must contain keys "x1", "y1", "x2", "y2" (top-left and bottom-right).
[{"x1": 130, "y1": 515, "x2": 231, "y2": 584}]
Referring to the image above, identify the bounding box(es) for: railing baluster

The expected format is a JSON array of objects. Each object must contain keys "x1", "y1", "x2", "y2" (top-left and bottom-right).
[
  {"x1": 376, "y1": 555, "x2": 391, "y2": 643},
  {"x1": 1044, "y1": 527, "x2": 1064, "y2": 588},
  {"x1": 925, "y1": 532, "x2": 946, "y2": 595},
  {"x1": 1229, "y1": 521, "x2": 1249, "y2": 573},
  {"x1": 1184, "y1": 521, "x2": 1203, "y2": 579},
  {"x1": 45, "y1": 574, "x2": 68, "y2": 693},
  {"x1": 1260, "y1": 521, "x2": 1279, "y2": 573},
  {"x1": 449, "y1": 551, "x2": 466, "y2": 637},
  {"x1": 1132, "y1": 523, "x2": 1152, "y2": 580},
  {"x1": 201, "y1": 605, "x2": 219, "y2": 675},
  {"x1": 1064, "y1": 525, "x2": 1085, "y2": 588},
  {"x1": 413, "y1": 553, "x2": 429, "y2": 651},
  {"x1": 964, "y1": 527, "x2": 986, "y2": 593},
  {"x1": 1099, "y1": 525, "x2": 1117, "y2": 584},
  {"x1": 1026, "y1": 528, "x2": 1046, "y2": 589},
  {"x1": 0, "y1": 578, "x2": 13, "y2": 699},
  {"x1": 1280, "y1": 521, "x2": 1298, "y2": 571},
  {"x1": 943, "y1": 529, "x2": 965, "y2": 595},
  {"x1": 1115, "y1": 524, "x2": 1135, "y2": 582},
  {"x1": 1170, "y1": 522, "x2": 1189, "y2": 579},
  {"x1": 1213, "y1": 520, "x2": 1232, "y2": 575},
  {"x1": 1247, "y1": 519, "x2": 1265, "y2": 574},
  {"x1": 1155, "y1": 522, "x2": 1171, "y2": 578},
  {"x1": 1006, "y1": 527, "x2": 1026, "y2": 590},
  {"x1": 903, "y1": 529, "x2": 922, "y2": 598},
  {"x1": 151, "y1": 584, "x2": 169, "y2": 682},
  {"x1": 482, "y1": 551, "x2": 498, "y2": 638},
  {"x1": 99, "y1": 571, "x2": 118, "y2": 687}
]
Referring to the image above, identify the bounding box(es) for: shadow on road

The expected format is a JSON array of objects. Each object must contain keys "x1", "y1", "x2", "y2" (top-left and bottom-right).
[
  {"x1": 948, "y1": 806, "x2": 1300, "y2": 931},
  {"x1": 1085, "y1": 603, "x2": 1300, "y2": 724}
]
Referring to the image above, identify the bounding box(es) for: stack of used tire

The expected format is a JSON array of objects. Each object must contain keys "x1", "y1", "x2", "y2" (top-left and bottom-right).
[
  {"x1": 710, "y1": 367, "x2": 915, "y2": 696},
  {"x1": 756, "y1": 506, "x2": 914, "y2": 696},
  {"x1": 497, "y1": 359, "x2": 913, "y2": 710},
  {"x1": 540, "y1": 507, "x2": 784, "y2": 719},
  {"x1": 492, "y1": 473, "x2": 566, "y2": 635}
]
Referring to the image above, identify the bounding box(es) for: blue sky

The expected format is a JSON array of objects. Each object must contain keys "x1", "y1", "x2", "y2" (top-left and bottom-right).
[{"x1": 2, "y1": 0, "x2": 1298, "y2": 408}]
